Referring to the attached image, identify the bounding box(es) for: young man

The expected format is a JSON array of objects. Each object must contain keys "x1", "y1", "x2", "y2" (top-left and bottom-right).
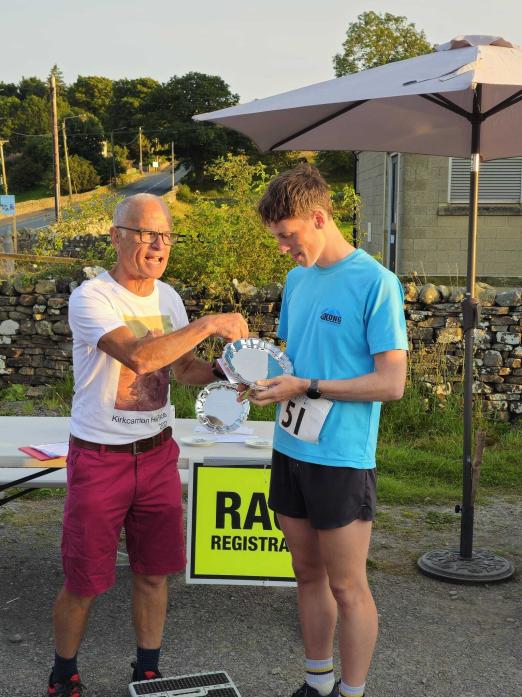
[
  {"x1": 48, "y1": 193, "x2": 247, "y2": 696},
  {"x1": 248, "y1": 164, "x2": 408, "y2": 697}
]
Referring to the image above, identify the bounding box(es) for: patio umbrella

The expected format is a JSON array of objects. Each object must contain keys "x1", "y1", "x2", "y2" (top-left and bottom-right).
[{"x1": 194, "y1": 35, "x2": 520, "y2": 583}]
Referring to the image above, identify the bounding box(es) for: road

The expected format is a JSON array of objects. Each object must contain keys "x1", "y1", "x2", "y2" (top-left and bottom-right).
[{"x1": 0, "y1": 165, "x2": 190, "y2": 236}]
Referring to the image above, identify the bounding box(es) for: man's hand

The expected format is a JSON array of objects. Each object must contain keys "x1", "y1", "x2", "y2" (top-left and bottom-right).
[
  {"x1": 207, "y1": 313, "x2": 249, "y2": 342},
  {"x1": 244, "y1": 375, "x2": 308, "y2": 406}
]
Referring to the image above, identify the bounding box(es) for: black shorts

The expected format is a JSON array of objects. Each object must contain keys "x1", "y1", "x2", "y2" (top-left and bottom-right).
[{"x1": 268, "y1": 449, "x2": 377, "y2": 530}]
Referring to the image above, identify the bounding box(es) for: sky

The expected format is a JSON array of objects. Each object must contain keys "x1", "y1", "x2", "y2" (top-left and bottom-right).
[{"x1": 2, "y1": 0, "x2": 522, "y2": 103}]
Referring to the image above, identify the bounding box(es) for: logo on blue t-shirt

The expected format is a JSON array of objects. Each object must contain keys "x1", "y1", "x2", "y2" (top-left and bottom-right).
[{"x1": 320, "y1": 308, "x2": 342, "y2": 325}]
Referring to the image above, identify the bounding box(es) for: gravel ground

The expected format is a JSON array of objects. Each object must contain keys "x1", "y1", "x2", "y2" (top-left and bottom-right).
[{"x1": 0, "y1": 494, "x2": 520, "y2": 697}]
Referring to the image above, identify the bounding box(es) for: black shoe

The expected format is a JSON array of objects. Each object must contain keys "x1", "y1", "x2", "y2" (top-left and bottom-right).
[
  {"x1": 291, "y1": 683, "x2": 338, "y2": 697},
  {"x1": 48, "y1": 671, "x2": 85, "y2": 696},
  {"x1": 131, "y1": 661, "x2": 163, "y2": 682}
]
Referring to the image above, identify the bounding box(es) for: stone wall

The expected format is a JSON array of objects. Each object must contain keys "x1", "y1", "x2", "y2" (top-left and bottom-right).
[
  {"x1": 1, "y1": 274, "x2": 521, "y2": 421},
  {"x1": 404, "y1": 282, "x2": 522, "y2": 421},
  {"x1": 17, "y1": 229, "x2": 108, "y2": 258},
  {"x1": 0, "y1": 276, "x2": 74, "y2": 386}
]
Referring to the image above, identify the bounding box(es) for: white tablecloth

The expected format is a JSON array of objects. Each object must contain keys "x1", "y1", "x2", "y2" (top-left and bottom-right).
[{"x1": 0, "y1": 417, "x2": 275, "y2": 489}]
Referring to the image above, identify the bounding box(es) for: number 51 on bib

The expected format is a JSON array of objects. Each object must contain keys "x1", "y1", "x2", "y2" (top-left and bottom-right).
[{"x1": 278, "y1": 395, "x2": 333, "y2": 444}]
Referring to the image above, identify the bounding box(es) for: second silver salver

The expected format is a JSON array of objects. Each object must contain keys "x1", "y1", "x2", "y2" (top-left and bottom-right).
[{"x1": 195, "y1": 381, "x2": 250, "y2": 433}]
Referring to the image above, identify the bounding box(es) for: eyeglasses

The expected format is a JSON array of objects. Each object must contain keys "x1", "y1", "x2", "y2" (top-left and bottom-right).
[{"x1": 115, "y1": 226, "x2": 175, "y2": 246}]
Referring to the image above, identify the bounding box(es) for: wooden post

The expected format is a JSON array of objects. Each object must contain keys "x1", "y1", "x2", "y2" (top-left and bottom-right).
[
  {"x1": 171, "y1": 141, "x2": 175, "y2": 193},
  {"x1": 62, "y1": 120, "x2": 73, "y2": 200},
  {"x1": 139, "y1": 126, "x2": 143, "y2": 173},
  {"x1": 49, "y1": 75, "x2": 61, "y2": 222},
  {"x1": 12, "y1": 214, "x2": 17, "y2": 254},
  {"x1": 0, "y1": 140, "x2": 8, "y2": 195}
]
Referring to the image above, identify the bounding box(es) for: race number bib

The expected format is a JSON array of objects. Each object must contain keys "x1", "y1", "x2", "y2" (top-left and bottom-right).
[{"x1": 278, "y1": 395, "x2": 333, "y2": 443}]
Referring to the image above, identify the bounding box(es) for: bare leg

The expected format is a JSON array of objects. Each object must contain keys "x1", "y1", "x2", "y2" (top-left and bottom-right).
[
  {"x1": 277, "y1": 514, "x2": 337, "y2": 659},
  {"x1": 53, "y1": 585, "x2": 95, "y2": 658},
  {"x1": 318, "y1": 520, "x2": 377, "y2": 686},
  {"x1": 132, "y1": 573, "x2": 168, "y2": 648}
]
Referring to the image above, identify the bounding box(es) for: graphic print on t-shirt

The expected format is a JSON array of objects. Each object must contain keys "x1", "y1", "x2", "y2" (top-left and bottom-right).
[{"x1": 115, "y1": 314, "x2": 174, "y2": 411}]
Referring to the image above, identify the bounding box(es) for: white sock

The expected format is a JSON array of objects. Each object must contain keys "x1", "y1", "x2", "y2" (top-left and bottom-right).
[
  {"x1": 339, "y1": 680, "x2": 365, "y2": 697},
  {"x1": 305, "y1": 657, "x2": 335, "y2": 695}
]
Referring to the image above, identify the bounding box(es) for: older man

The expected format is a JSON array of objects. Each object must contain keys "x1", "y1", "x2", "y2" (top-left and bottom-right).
[{"x1": 47, "y1": 193, "x2": 248, "y2": 697}]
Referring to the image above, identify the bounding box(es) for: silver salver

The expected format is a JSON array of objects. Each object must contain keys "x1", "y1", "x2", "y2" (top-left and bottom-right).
[
  {"x1": 222, "y1": 338, "x2": 293, "y2": 386},
  {"x1": 195, "y1": 381, "x2": 250, "y2": 433}
]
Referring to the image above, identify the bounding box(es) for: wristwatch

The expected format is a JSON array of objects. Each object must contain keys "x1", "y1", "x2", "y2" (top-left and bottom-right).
[
  {"x1": 306, "y1": 378, "x2": 322, "y2": 400},
  {"x1": 211, "y1": 360, "x2": 227, "y2": 380}
]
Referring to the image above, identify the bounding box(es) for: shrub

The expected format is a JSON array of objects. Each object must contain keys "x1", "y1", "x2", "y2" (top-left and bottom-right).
[
  {"x1": 34, "y1": 194, "x2": 119, "y2": 262},
  {"x1": 175, "y1": 183, "x2": 195, "y2": 202},
  {"x1": 61, "y1": 154, "x2": 101, "y2": 193},
  {"x1": 167, "y1": 155, "x2": 292, "y2": 299}
]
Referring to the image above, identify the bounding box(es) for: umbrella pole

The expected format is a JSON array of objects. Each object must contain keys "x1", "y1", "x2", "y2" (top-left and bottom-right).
[
  {"x1": 459, "y1": 90, "x2": 481, "y2": 560},
  {"x1": 417, "y1": 85, "x2": 514, "y2": 582}
]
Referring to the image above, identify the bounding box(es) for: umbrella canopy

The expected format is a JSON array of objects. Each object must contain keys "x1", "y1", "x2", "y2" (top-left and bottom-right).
[
  {"x1": 195, "y1": 35, "x2": 518, "y2": 582},
  {"x1": 195, "y1": 35, "x2": 522, "y2": 160}
]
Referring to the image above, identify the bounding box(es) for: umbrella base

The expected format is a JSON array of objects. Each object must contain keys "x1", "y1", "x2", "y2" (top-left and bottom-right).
[{"x1": 417, "y1": 548, "x2": 514, "y2": 583}]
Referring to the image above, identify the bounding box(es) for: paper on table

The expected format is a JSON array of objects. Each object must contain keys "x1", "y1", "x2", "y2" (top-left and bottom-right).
[
  {"x1": 202, "y1": 433, "x2": 254, "y2": 443},
  {"x1": 194, "y1": 424, "x2": 253, "y2": 435},
  {"x1": 193, "y1": 423, "x2": 254, "y2": 443},
  {"x1": 29, "y1": 442, "x2": 69, "y2": 458}
]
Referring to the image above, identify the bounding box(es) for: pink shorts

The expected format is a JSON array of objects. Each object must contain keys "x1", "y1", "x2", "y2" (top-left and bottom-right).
[{"x1": 62, "y1": 437, "x2": 185, "y2": 597}]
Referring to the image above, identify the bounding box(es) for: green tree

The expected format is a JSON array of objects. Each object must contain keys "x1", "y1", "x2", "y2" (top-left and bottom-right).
[
  {"x1": 10, "y1": 95, "x2": 51, "y2": 149},
  {"x1": 68, "y1": 76, "x2": 113, "y2": 126},
  {"x1": 0, "y1": 96, "x2": 20, "y2": 139},
  {"x1": 49, "y1": 65, "x2": 67, "y2": 93},
  {"x1": 9, "y1": 155, "x2": 47, "y2": 192},
  {"x1": 142, "y1": 72, "x2": 244, "y2": 176},
  {"x1": 106, "y1": 77, "x2": 160, "y2": 134},
  {"x1": 9, "y1": 137, "x2": 53, "y2": 192},
  {"x1": 63, "y1": 111, "x2": 105, "y2": 166},
  {"x1": 315, "y1": 151, "x2": 354, "y2": 180},
  {"x1": 333, "y1": 11, "x2": 432, "y2": 76},
  {"x1": 18, "y1": 76, "x2": 47, "y2": 99},
  {"x1": 61, "y1": 154, "x2": 100, "y2": 193},
  {"x1": 0, "y1": 82, "x2": 18, "y2": 98},
  {"x1": 160, "y1": 72, "x2": 239, "y2": 122},
  {"x1": 96, "y1": 143, "x2": 129, "y2": 184}
]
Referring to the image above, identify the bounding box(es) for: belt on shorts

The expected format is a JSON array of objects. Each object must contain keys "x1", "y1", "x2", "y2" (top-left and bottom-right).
[{"x1": 69, "y1": 426, "x2": 173, "y2": 455}]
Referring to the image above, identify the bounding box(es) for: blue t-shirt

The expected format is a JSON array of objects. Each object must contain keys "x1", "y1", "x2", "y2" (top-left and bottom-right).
[{"x1": 273, "y1": 248, "x2": 408, "y2": 469}]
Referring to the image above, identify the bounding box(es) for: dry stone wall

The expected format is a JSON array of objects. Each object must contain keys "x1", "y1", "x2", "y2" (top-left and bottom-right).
[{"x1": 1, "y1": 273, "x2": 521, "y2": 422}]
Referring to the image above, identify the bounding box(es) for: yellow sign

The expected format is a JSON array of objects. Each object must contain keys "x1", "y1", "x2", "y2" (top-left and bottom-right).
[{"x1": 187, "y1": 463, "x2": 295, "y2": 585}]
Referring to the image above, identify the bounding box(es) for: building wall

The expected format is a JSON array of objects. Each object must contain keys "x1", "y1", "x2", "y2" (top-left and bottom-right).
[
  {"x1": 357, "y1": 152, "x2": 387, "y2": 262},
  {"x1": 359, "y1": 152, "x2": 522, "y2": 279}
]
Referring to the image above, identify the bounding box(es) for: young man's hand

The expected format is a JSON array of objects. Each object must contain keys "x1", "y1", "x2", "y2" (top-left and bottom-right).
[{"x1": 245, "y1": 375, "x2": 309, "y2": 405}]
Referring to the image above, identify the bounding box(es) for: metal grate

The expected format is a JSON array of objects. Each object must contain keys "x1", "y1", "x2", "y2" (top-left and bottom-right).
[{"x1": 129, "y1": 671, "x2": 240, "y2": 697}]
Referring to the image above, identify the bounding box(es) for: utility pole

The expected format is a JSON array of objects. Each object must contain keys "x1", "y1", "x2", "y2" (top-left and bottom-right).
[
  {"x1": 110, "y1": 131, "x2": 117, "y2": 184},
  {"x1": 62, "y1": 120, "x2": 73, "y2": 200},
  {"x1": 0, "y1": 140, "x2": 8, "y2": 195},
  {"x1": 49, "y1": 74, "x2": 61, "y2": 222},
  {"x1": 139, "y1": 126, "x2": 143, "y2": 173},
  {"x1": 171, "y1": 141, "x2": 175, "y2": 193}
]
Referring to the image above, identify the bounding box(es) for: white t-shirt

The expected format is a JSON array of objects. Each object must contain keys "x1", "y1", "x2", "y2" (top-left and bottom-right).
[{"x1": 68, "y1": 271, "x2": 189, "y2": 444}]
